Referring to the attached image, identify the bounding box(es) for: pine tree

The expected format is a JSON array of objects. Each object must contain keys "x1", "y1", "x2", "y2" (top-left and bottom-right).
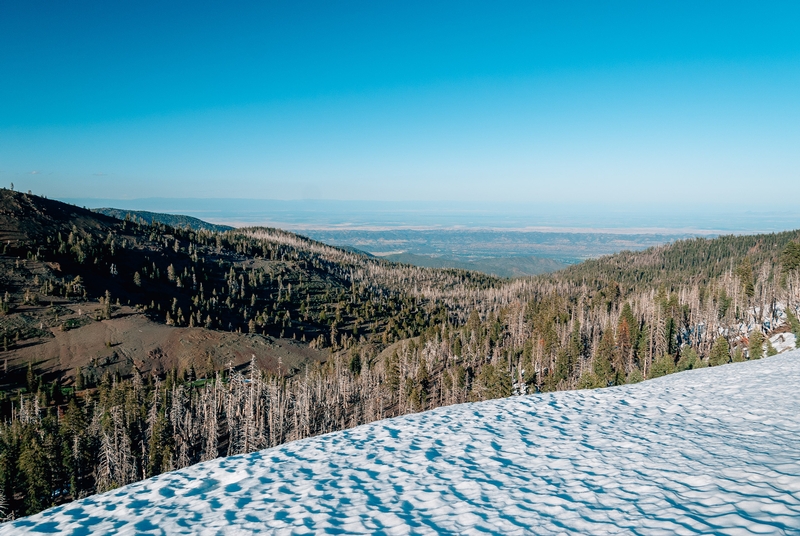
[
  {"x1": 385, "y1": 351, "x2": 400, "y2": 396},
  {"x1": 748, "y1": 331, "x2": 764, "y2": 360},
  {"x1": 477, "y1": 362, "x2": 512, "y2": 399},
  {"x1": 410, "y1": 360, "x2": 430, "y2": 410},
  {"x1": 554, "y1": 349, "x2": 571, "y2": 384},
  {"x1": 75, "y1": 368, "x2": 84, "y2": 391},
  {"x1": 650, "y1": 354, "x2": 675, "y2": 378},
  {"x1": 676, "y1": 347, "x2": 699, "y2": 371},
  {"x1": 593, "y1": 327, "x2": 615, "y2": 385},
  {"x1": 786, "y1": 310, "x2": 800, "y2": 348},
  {"x1": 766, "y1": 339, "x2": 777, "y2": 356},
  {"x1": 18, "y1": 426, "x2": 53, "y2": 515},
  {"x1": 709, "y1": 336, "x2": 731, "y2": 366},
  {"x1": 61, "y1": 399, "x2": 87, "y2": 497},
  {"x1": 348, "y1": 349, "x2": 362, "y2": 376},
  {"x1": 736, "y1": 259, "x2": 756, "y2": 299}
]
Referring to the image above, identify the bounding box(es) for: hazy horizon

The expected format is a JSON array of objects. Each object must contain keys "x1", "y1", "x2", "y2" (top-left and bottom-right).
[{"x1": 61, "y1": 196, "x2": 800, "y2": 235}]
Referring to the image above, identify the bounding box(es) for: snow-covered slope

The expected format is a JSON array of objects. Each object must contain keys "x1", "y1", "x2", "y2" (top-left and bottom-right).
[{"x1": 8, "y1": 352, "x2": 800, "y2": 535}]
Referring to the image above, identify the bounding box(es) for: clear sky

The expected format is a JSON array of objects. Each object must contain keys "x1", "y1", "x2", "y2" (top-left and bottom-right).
[{"x1": 1, "y1": 1, "x2": 799, "y2": 205}]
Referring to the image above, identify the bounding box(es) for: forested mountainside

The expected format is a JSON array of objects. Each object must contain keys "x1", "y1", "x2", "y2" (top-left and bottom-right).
[
  {"x1": 558, "y1": 231, "x2": 800, "y2": 288},
  {"x1": 2, "y1": 189, "x2": 800, "y2": 520},
  {"x1": 1, "y1": 190, "x2": 493, "y2": 368},
  {"x1": 92, "y1": 208, "x2": 234, "y2": 234}
]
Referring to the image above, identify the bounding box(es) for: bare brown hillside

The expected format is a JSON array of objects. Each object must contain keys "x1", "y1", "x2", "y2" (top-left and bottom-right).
[{"x1": 2, "y1": 304, "x2": 324, "y2": 387}]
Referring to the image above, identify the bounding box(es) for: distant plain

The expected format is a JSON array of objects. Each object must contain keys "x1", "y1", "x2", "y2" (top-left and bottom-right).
[{"x1": 67, "y1": 197, "x2": 800, "y2": 277}]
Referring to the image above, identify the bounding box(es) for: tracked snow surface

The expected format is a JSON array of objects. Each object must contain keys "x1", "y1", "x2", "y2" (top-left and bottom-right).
[{"x1": 7, "y1": 351, "x2": 800, "y2": 535}]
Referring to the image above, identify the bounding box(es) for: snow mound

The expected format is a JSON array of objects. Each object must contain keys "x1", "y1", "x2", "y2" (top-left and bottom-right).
[
  {"x1": 770, "y1": 332, "x2": 797, "y2": 354},
  {"x1": 7, "y1": 352, "x2": 800, "y2": 535}
]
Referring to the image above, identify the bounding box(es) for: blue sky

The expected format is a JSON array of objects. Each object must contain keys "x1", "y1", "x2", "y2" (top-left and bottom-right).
[{"x1": 1, "y1": 1, "x2": 799, "y2": 205}]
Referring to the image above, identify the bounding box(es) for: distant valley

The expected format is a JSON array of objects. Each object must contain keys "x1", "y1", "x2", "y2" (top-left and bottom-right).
[
  {"x1": 87, "y1": 205, "x2": 710, "y2": 278},
  {"x1": 300, "y1": 228, "x2": 705, "y2": 277},
  {"x1": 69, "y1": 198, "x2": 744, "y2": 278}
]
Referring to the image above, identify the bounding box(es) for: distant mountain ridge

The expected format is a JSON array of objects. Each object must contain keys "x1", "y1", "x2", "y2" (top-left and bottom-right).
[{"x1": 93, "y1": 207, "x2": 234, "y2": 233}]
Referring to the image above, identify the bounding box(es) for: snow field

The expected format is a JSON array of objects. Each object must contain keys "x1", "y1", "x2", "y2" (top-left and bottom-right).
[{"x1": 6, "y1": 351, "x2": 800, "y2": 535}]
